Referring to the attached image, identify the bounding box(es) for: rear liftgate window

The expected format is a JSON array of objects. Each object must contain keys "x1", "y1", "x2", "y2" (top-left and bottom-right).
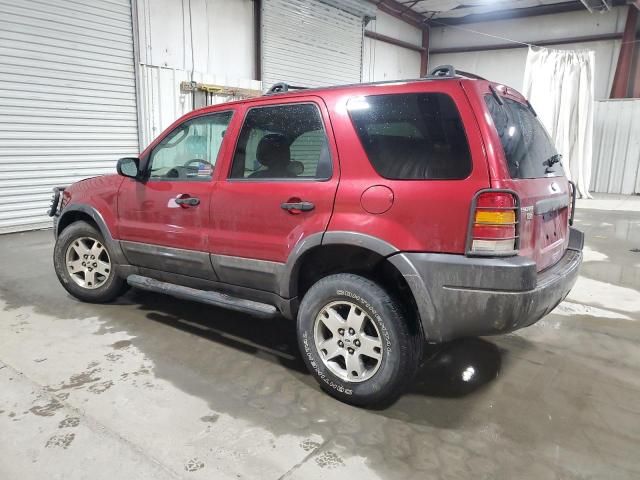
[
  {"x1": 348, "y1": 93, "x2": 472, "y2": 180},
  {"x1": 485, "y1": 95, "x2": 564, "y2": 179}
]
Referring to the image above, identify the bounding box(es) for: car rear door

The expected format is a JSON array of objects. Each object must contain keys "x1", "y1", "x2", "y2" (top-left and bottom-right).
[
  {"x1": 208, "y1": 96, "x2": 339, "y2": 294},
  {"x1": 476, "y1": 84, "x2": 571, "y2": 271}
]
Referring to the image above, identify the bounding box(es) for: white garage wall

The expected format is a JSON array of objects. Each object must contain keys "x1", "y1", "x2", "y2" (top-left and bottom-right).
[
  {"x1": 363, "y1": 11, "x2": 422, "y2": 82},
  {"x1": 137, "y1": 0, "x2": 256, "y2": 78},
  {"x1": 428, "y1": 6, "x2": 628, "y2": 99},
  {"x1": 429, "y1": 48, "x2": 527, "y2": 91},
  {"x1": 135, "y1": 0, "x2": 259, "y2": 147}
]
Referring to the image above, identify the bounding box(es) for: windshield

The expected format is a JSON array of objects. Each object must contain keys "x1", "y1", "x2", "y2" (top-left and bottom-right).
[{"x1": 485, "y1": 95, "x2": 564, "y2": 179}]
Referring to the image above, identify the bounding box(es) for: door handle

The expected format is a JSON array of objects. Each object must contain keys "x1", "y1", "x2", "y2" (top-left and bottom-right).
[
  {"x1": 281, "y1": 201, "x2": 315, "y2": 213},
  {"x1": 175, "y1": 196, "x2": 200, "y2": 207}
]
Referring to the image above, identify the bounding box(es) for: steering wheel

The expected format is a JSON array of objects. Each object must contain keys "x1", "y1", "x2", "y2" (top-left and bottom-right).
[
  {"x1": 184, "y1": 158, "x2": 213, "y2": 169},
  {"x1": 166, "y1": 159, "x2": 214, "y2": 179}
]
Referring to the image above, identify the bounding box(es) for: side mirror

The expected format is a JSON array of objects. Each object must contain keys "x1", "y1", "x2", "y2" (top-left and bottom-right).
[{"x1": 117, "y1": 157, "x2": 141, "y2": 180}]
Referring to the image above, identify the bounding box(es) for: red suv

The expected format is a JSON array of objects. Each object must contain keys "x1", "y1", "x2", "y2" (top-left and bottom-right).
[{"x1": 50, "y1": 66, "x2": 583, "y2": 407}]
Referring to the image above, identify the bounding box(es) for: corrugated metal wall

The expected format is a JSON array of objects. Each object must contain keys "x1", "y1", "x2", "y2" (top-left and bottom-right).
[
  {"x1": 591, "y1": 100, "x2": 640, "y2": 195},
  {"x1": 262, "y1": 0, "x2": 366, "y2": 89},
  {"x1": 0, "y1": 0, "x2": 139, "y2": 233}
]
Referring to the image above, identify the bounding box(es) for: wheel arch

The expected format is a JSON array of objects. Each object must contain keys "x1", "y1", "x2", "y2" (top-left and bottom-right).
[
  {"x1": 280, "y1": 231, "x2": 399, "y2": 299},
  {"x1": 57, "y1": 210, "x2": 100, "y2": 237},
  {"x1": 282, "y1": 232, "x2": 429, "y2": 339},
  {"x1": 56, "y1": 204, "x2": 127, "y2": 264}
]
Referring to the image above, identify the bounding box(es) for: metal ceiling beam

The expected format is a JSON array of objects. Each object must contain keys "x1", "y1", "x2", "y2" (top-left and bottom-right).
[
  {"x1": 579, "y1": 0, "x2": 613, "y2": 13},
  {"x1": 610, "y1": 6, "x2": 639, "y2": 98},
  {"x1": 628, "y1": 0, "x2": 640, "y2": 10},
  {"x1": 366, "y1": 0, "x2": 428, "y2": 29},
  {"x1": 427, "y1": 0, "x2": 628, "y2": 26},
  {"x1": 368, "y1": 0, "x2": 633, "y2": 30},
  {"x1": 420, "y1": 28, "x2": 430, "y2": 77},
  {"x1": 429, "y1": 32, "x2": 623, "y2": 55},
  {"x1": 364, "y1": 30, "x2": 425, "y2": 52}
]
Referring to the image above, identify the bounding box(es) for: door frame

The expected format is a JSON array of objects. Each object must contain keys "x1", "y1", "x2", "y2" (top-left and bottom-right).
[
  {"x1": 206, "y1": 94, "x2": 342, "y2": 293},
  {"x1": 215, "y1": 95, "x2": 341, "y2": 182}
]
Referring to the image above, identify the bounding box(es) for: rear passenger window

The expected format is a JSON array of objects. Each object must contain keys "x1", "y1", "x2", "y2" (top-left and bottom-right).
[
  {"x1": 347, "y1": 93, "x2": 472, "y2": 180},
  {"x1": 229, "y1": 103, "x2": 332, "y2": 180}
]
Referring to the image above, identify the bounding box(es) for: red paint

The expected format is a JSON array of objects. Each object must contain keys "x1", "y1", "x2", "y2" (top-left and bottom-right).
[
  {"x1": 62, "y1": 175, "x2": 123, "y2": 237},
  {"x1": 62, "y1": 75, "x2": 570, "y2": 271},
  {"x1": 324, "y1": 80, "x2": 489, "y2": 254},
  {"x1": 463, "y1": 81, "x2": 570, "y2": 270},
  {"x1": 117, "y1": 178, "x2": 214, "y2": 252},
  {"x1": 207, "y1": 96, "x2": 340, "y2": 263},
  {"x1": 360, "y1": 185, "x2": 394, "y2": 214}
]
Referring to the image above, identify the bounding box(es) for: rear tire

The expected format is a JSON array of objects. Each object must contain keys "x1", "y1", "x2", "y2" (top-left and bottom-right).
[
  {"x1": 53, "y1": 221, "x2": 127, "y2": 303},
  {"x1": 297, "y1": 273, "x2": 423, "y2": 408}
]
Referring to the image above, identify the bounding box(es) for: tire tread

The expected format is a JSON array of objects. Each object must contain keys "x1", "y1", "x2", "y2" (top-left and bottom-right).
[
  {"x1": 297, "y1": 273, "x2": 424, "y2": 408},
  {"x1": 53, "y1": 221, "x2": 126, "y2": 303}
]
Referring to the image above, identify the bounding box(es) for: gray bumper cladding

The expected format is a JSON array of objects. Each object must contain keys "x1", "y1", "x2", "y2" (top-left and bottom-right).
[{"x1": 389, "y1": 228, "x2": 584, "y2": 342}]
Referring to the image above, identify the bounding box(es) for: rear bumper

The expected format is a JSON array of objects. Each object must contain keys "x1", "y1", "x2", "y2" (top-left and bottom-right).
[{"x1": 389, "y1": 227, "x2": 584, "y2": 342}]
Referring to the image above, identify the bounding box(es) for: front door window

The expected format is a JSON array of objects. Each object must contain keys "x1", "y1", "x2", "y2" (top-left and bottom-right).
[{"x1": 148, "y1": 111, "x2": 233, "y2": 181}]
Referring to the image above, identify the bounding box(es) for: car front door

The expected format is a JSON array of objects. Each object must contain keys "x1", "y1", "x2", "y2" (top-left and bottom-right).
[
  {"x1": 117, "y1": 110, "x2": 234, "y2": 279},
  {"x1": 209, "y1": 98, "x2": 339, "y2": 294}
]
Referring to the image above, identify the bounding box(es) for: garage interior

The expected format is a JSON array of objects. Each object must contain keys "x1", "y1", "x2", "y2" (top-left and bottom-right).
[{"x1": 1, "y1": 0, "x2": 639, "y2": 479}]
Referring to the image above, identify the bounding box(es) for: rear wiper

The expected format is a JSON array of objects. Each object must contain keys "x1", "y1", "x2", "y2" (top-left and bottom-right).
[{"x1": 544, "y1": 154, "x2": 562, "y2": 167}]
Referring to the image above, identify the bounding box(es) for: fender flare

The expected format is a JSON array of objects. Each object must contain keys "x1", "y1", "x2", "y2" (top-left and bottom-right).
[
  {"x1": 56, "y1": 204, "x2": 128, "y2": 265},
  {"x1": 278, "y1": 232, "x2": 324, "y2": 298},
  {"x1": 280, "y1": 231, "x2": 436, "y2": 337},
  {"x1": 279, "y1": 231, "x2": 400, "y2": 298},
  {"x1": 387, "y1": 253, "x2": 438, "y2": 340}
]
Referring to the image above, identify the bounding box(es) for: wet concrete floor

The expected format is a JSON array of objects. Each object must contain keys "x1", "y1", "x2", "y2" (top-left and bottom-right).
[{"x1": 0, "y1": 205, "x2": 639, "y2": 479}]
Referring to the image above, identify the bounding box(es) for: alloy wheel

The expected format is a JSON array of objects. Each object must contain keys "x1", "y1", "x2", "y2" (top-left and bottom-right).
[
  {"x1": 65, "y1": 237, "x2": 111, "y2": 289},
  {"x1": 313, "y1": 300, "x2": 384, "y2": 382}
]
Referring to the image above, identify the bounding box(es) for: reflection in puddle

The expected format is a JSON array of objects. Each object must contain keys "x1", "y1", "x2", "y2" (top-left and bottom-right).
[{"x1": 411, "y1": 338, "x2": 501, "y2": 398}]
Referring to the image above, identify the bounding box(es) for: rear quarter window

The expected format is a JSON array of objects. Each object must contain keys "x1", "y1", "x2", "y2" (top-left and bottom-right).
[
  {"x1": 348, "y1": 93, "x2": 472, "y2": 180},
  {"x1": 485, "y1": 95, "x2": 564, "y2": 179}
]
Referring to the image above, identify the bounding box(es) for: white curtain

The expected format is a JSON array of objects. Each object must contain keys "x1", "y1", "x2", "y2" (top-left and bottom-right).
[{"x1": 522, "y1": 47, "x2": 595, "y2": 198}]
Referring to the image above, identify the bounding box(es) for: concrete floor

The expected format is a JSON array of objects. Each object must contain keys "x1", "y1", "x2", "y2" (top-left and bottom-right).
[{"x1": 1, "y1": 203, "x2": 639, "y2": 480}]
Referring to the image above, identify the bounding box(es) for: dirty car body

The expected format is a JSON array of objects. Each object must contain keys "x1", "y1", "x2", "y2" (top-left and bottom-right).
[{"x1": 50, "y1": 66, "x2": 583, "y2": 407}]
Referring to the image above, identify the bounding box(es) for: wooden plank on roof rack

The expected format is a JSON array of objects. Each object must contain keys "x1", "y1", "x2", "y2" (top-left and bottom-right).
[{"x1": 180, "y1": 81, "x2": 262, "y2": 98}]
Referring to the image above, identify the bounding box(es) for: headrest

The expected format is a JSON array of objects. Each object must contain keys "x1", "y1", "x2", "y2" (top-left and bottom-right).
[
  {"x1": 287, "y1": 160, "x2": 304, "y2": 176},
  {"x1": 256, "y1": 134, "x2": 290, "y2": 168}
]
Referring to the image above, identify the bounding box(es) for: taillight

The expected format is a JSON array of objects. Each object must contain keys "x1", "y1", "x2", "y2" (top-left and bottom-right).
[{"x1": 467, "y1": 190, "x2": 519, "y2": 256}]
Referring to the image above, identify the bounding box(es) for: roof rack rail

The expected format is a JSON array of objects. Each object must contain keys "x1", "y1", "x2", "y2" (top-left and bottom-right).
[
  {"x1": 265, "y1": 82, "x2": 309, "y2": 95},
  {"x1": 424, "y1": 65, "x2": 487, "y2": 81}
]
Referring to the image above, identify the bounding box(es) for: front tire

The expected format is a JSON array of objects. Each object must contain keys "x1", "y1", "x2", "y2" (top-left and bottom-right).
[
  {"x1": 53, "y1": 221, "x2": 127, "y2": 303},
  {"x1": 297, "y1": 273, "x2": 423, "y2": 408}
]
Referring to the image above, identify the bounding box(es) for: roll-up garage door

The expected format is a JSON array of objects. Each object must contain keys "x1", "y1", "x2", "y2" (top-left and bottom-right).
[
  {"x1": 262, "y1": 0, "x2": 372, "y2": 89},
  {"x1": 0, "y1": 0, "x2": 139, "y2": 233}
]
